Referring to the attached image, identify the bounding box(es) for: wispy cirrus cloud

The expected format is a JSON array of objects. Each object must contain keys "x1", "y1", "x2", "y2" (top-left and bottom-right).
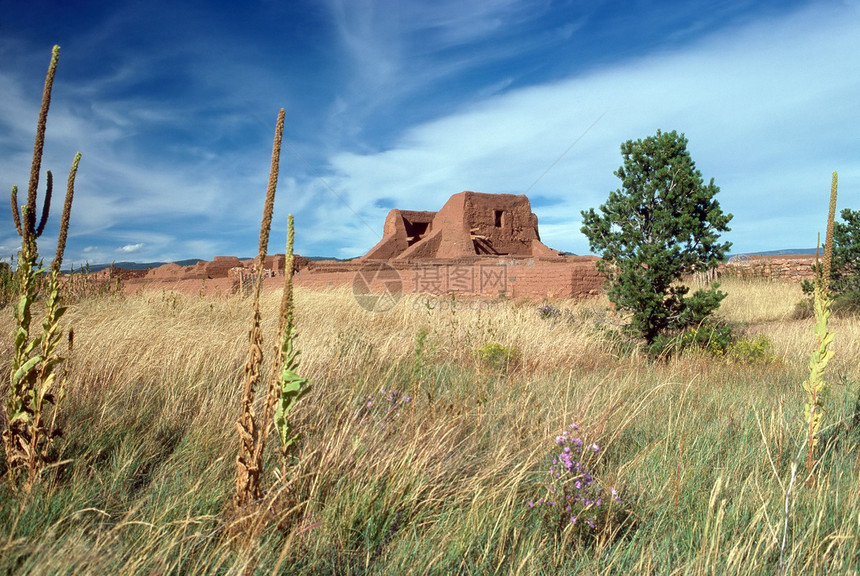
[
  {"x1": 320, "y1": 0, "x2": 565, "y2": 146},
  {"x1": 312, "y1": 1, "x2": 860, "y2": 256}
]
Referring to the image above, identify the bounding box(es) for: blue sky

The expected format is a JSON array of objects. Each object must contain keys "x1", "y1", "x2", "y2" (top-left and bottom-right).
[{"x1": 1, "y1": 0, "x2": 858, "y2": 264}]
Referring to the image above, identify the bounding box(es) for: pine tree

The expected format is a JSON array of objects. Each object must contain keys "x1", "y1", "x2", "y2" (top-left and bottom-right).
[{"x1": 581, "y1": 130, "x2": 732, "y2": 344}]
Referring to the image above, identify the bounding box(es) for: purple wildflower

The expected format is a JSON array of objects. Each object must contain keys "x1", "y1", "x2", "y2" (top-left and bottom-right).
[{"x1": 527, "y1": 422, "x2": 622, "y2": 536}]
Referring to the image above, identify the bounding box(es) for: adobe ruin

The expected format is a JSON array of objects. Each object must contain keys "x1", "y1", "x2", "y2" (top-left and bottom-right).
[
  {"x1": 308, "y1": 190, "x2": 606, "y2": 299},
  {"x1": 362, "y1": 191, "x2": 559, "y2": 260},
  {"x1": 112, "y1": 191, "x2": 607, "y2": 299}
]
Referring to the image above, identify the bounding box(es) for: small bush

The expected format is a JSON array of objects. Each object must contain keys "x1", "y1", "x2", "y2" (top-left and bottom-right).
[
  {"x1": 726, "y1": 334, "x2": 777, "y2": 364},
  {"x1": 650, "y1": 319, "x2": 733, "y2": 358},
  {"x1": 537, "y1": 303, "x2": 562, "y2": 320},
  {"x1": 537, "y1": 303, "x2": 575, "y2": 324},
  {"x1": 792, "y1": 297, "x2": 814, "y2": 320},
  {"x1": 473, "y1": 341, "x2": 521, "y2": 371},
  {"x1": 679, "y1": 320, "x2": 734, "y2": 356},
  {"x1": 652, "y1": 319, "x2": 776, "y2": 363},
  {"x1": 832, "y1": 289, "x2": 860, "y2": 315}
]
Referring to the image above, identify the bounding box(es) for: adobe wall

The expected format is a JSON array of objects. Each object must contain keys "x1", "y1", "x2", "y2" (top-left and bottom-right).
[
  {"x1": 117, "y1": 253, "x2": 817, "y2": 300},
  {"x1": 145, "y1": 262, "x2": 205, "y2": 281},
  {"x1": 363, "y1": 191, "x2": 558, "y2": 260},
  {"x1": 459, "y1": 192, "x2": 556, "y2": 257},
  {"x1": 717, "y1": 255, "x2": 816, "y2": 282},
  {"x1": 204, "y1": 256, "x2": 242, "y2": 278},
  {"x1": 291, "y1": 255, "x2": 604, "y2": 299},
  {"x1": 363, "y1": 210, "x2": 436, "y2": 260}
]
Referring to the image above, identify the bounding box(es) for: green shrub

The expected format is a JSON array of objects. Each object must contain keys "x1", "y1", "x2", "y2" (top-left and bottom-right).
[
  {"x1": 679, "y1": 320, "x2": 734, "y2": 356},
  {"x1": 473, "y1": 342, "x2": 521, "y2": 371},
  {"x1": 652, "y1": 319, "x2": 776, "y2": 363},
  {"x1": 726, "y1": 334, "x2": 777, "y2": 364},
  {"x1": 832, "y1": 289, "x2": 860, "y2": 315},
  {"x1": 650, "y1": 319, "x2": 732, "y2": 358},
  {"x1": 792, "y1": 297, "x2": 814, "y2": 320},
  {"x1": 796, "y1": 288, "x2": 860, "y2": 319}
]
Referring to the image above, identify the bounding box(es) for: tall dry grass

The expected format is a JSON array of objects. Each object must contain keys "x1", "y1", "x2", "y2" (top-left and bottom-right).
[{"x1": 0, "y1": 277, "x2": 858, "y2": 574}]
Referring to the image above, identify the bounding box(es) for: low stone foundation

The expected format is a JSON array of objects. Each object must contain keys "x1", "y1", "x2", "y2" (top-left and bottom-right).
[
  {"x1": 108, "y1": 252, "x2": 817, "y2": 299},
  {"x1": 291, "y1": 255, "x2": 604, "y2": 299},
  {"x1": 717, "y1": 255, "x2": 816, "y2": 283}
]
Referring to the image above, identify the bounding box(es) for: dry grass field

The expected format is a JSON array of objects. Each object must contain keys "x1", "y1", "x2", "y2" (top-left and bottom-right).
[{"x1": 1, "y1": 277, "x2": 858, "y2": 575}]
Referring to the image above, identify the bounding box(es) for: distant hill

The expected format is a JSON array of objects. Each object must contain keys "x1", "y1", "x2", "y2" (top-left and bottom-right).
[
  {"x1": 64, "y1": 259, "x2": 204, "y2": 273},
  {"x1": 63, "y1": 255, "x2": 354, "y2": 273},
  {"x1": 732, "y1": 248, "x2": 818, "y2": 257}
]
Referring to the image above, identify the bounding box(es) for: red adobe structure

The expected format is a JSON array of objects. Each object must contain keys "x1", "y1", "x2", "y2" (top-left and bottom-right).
[
  {"x1": 287, "y1": 191, "x2": 605, "y2": 299},
  {"x1": 127, "y1": 191, "x2": 605, "y2": 300},
  {"x1": 362, "y1": 191, "x2": 559, "y2": 260}
]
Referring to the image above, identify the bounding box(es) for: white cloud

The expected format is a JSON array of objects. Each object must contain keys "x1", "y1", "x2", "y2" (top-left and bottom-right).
[{"x1": 117, "y1": 243, "x2": 144, "y2": 253}]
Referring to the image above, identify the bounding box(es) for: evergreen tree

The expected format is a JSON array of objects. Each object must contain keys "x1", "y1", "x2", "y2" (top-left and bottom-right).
[
  {"x1": 581, "y1": 130, "x2": 732, "y2": 344},
  {"x1": 830, "y1": 208, "x2": 860, "y2": 295}
]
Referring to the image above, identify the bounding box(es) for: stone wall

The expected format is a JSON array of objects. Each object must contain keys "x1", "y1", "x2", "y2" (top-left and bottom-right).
[
  {"x1": 292, "y1": 255, "x2": 604, "y2": 299},
  {"x1": 129, "y1": 253, "x2": 817, "y2": 300},
  {"x1": 717, "y1": 256, "x2": 816, "y2": 282}
]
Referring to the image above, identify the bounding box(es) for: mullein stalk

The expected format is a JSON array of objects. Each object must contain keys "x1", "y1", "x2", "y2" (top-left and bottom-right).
[
  {"x1": 802, "y1": 172, "x2": 838, "y2": 484},
  {"x1": 3, "y1": 46, "x2": 80, "y2": 490},
  {"x1": 234, "y1": 109, "x2": 285, "y2": 510},
  {"x1": 268, "y1": 215, "x2": 309, "y2": 480},
  {"x1": 25, "y1": 45, "x2": 60, "y2": 239},
  {"x1": 53, "y1": 153, "x2": 81, "y2": 273}
]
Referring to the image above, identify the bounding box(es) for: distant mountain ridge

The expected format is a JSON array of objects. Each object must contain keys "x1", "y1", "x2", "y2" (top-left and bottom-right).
[
  {"x1": 732, "y1": 248, "x2": 818, "y2": 257},
  {"x1": 67, "y1": 256, "x2": 350, "y2": 274},
  {"x1": 65, "y1": 259, "x2": 204, "y2": 273}
]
